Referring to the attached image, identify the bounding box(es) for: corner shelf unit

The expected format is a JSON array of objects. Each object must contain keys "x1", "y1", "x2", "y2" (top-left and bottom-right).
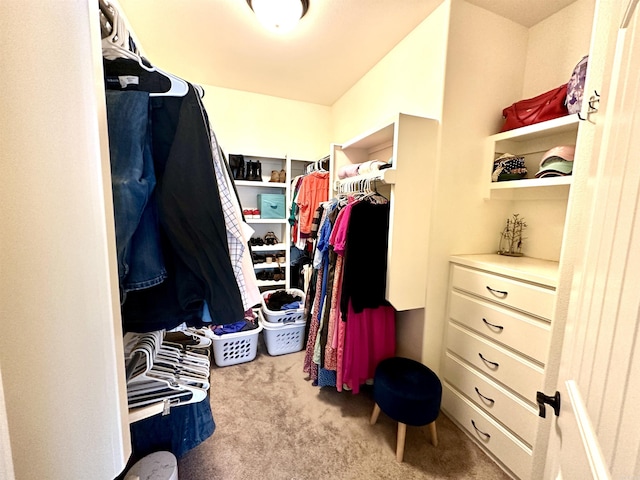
[
  {"x1": 233, "y1": 154, "x2": 314, "y2": 292},
  {"x1": 483, "y1": 115, "x2": 579, "y2": 199},
  {"x1": 331, "y1": 113, "x2": 439, "y2": 311},
  {"x1": 233, "y1": 154, "x2": 290, "y2": 291}
]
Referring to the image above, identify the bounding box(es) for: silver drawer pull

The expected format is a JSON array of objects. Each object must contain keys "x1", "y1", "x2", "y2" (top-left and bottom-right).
[
  {"x1": 482, "y1": 318, "x2": 504, "y2": 331},
  {"x1": 486, "y1": 286, "x2": 508, "y2": 298},
  {"x1": 471, "y1": 420, "x2": 491, "y2": 440},
  {"x1": 478, "y1": 353, "x2": 499, "y2": 369},
  {"x1": 474, "y1": 387, "x2": 495, "y2": 405}
]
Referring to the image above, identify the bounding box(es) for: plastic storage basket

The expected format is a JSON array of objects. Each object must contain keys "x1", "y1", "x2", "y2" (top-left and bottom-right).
[
  {"x1": 261, "y1": 288, "x2": 305, "y2": 324},
  {"x1": 259, "y1": 314, "x2": 305, "y2": 356},
  {"x1": 211, "y1": 324, "x2": 263, "y2": 367}
]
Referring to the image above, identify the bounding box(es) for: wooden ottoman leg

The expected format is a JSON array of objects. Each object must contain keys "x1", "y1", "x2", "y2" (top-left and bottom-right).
[
  {"x1": 429, "y1": 420, "x2": 438, "y2": 447},
  {"x1": 396, "y1": 422, "x2": 407, "y2": 462},
  {"x1": 370, "y1": 403, "x2": 381, "y2": 425}
]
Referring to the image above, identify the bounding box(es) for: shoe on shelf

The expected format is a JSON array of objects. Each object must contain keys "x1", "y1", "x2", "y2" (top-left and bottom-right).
[
  {"x1": 243, "y1": 208, "x2": 253, "y2": 219},
  {"x1": 264, "y1": 231, "x2": 279, "y2": 246},
  {"x1": 258, "y1": 270, "x2": 273, "y2": 281},
  {"x1": 228, "y1": 154, "x2": 245, "y2": 181},
  {"x1": 279, "y1": 169, "x2": 286, "y2": 183},
  {"x1": 248, "y1": 160, "x2": 263, "y2": 182},
  {"x1": 253, "y1": 209, "x2": 261, "y2": 219},
  {"x1": 269, "y1": 170, "x2": 280, "y2": 182},
  {"x1": 245, "y1": 160, "x2": 255, "y2": 181},
  {"x1": 249, "y1": 237, "x2": 264, "y2": 247},
  {"x1": 277, "y1": 254, "x2": 286, "y2": 264},
  {"x1": 273, "y1": 268, "x2": 285, "y2": 282}
]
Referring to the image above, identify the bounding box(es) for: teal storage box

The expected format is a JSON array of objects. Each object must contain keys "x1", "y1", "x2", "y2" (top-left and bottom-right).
[{"x1": 257, "y1": 194, "x2": 286, "y2": 219}]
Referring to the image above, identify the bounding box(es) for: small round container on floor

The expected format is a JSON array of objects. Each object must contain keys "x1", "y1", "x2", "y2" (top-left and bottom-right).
[{"x1": 124, "y1": 451, "x2": 178, "y2": 480}]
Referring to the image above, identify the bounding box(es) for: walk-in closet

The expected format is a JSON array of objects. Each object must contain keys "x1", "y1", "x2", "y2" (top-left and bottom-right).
[{"x1": 2, "y1": 0, "x2": 640, "y2": 479}]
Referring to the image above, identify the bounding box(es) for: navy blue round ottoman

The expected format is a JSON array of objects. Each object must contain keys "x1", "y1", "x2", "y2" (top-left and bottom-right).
[{"x1": 370, "y1": 357, "x2": 442, "y2": 462}]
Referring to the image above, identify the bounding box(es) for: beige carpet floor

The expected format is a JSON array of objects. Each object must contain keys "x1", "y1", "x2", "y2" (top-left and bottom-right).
[{"x1": 177, "y1": 337, "x2": 511, "y2": 480}]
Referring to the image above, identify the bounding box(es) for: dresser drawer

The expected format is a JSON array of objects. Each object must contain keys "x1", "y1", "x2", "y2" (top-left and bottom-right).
[
  {"x1": 451, "y1": 264, "x2": 555, "y2": 320},
  {"x1": 443, "y1": 353, "x2": 539, "y2": 446},
  {"x1": 443, "y1": 384, "x2": 532, "y2": 480},
  {"x1": 449, "y1": 291, "x2": 550, "y2": 363},
  {"x1": 447, "y1": 323, "x2": 543, "y2": 400}
]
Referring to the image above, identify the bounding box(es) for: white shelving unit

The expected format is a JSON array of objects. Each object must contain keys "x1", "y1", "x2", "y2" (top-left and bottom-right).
[
  {"x1": 331, "y1": 113, "x2": 439, "y2": 311},
  {"x1": 441, "y1": 115, "x2": 581, "y2": 479},
  {"x1": 483, "y1": 115, "x2": 580, "y2": 199},
  {"x1": 443, "y1": 254, "x2": 558, "y2": 480},
  {"x1": 246, "y1": 218, "x2": 288, "y2": 225},
  {"x1": 232, "y1": 154, "x2": 314, "y2": 292},
  {"x1": 233, "y1": 154, "x2": 289, "y2": 291},
  {"x1": 252, "y1": 243, "x2": 287, "y2": 251}
]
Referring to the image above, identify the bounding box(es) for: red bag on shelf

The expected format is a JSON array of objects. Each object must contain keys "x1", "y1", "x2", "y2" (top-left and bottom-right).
[{"x1": 500, "y1": 84, "x2": 569, "y2": 132}]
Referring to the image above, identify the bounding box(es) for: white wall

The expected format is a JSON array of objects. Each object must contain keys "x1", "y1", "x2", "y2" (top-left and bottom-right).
[
  {"x1": 0, "y1": 2, "x2": 130, "y2": 478},
  {"x1": 421, "y1": 0, "x2": 531, "y2": 370},
  {"x1": 326, "y1": 2, "x2": 451, "y2": 363},
  {"x1": 500, "y1": 0, "x2": 595, "y2": 262},
  {"x1": 326, "y1": 0, "x2": 595, "y2": 368},
  {"x1": 330, "y1": 1, "x2": 450, "y2": 143},
  {"x1": 523, "y1": 0, "x2": 595, "y2": 98},
  {"x1": 201, "y1": 85, "x2": 331, "y2": 161}
]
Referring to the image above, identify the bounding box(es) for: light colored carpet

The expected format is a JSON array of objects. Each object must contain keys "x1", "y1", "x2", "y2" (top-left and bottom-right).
[{"x1": 177, "y1": 338, "x2": 511, "y2": 480}]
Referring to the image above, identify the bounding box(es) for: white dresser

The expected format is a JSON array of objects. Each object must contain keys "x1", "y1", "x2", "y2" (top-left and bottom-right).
[{"x1": 441, "y1": 254, "x2": 558, "y2": 480}]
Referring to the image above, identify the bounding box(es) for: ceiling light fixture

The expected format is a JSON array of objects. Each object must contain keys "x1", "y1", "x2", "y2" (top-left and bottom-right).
[{"x1": 246, "y1": 0, "x2": 309, "y2": 33}]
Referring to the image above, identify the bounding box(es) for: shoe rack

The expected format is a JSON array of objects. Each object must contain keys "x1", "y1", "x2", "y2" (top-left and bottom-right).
[{"x1": 232, "y1": 154, "x2": 299, "y2": 292}]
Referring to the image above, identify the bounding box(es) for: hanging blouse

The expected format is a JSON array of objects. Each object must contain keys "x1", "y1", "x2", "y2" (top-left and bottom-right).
[{"x1": 295, "y1": 171, "x2": 330, "y2": 235}]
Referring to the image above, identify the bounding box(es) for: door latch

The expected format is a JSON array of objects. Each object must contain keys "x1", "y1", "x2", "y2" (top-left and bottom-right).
[{"x1": 536, "y1": 390, "x2": 561, "y2": 418}]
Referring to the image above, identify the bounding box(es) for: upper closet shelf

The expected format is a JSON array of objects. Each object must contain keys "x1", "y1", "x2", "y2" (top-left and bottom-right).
[
  {"x1": 490, "y1": 176, "x2": 572, "y2": 190},
  {"x1": 235, "y1": 180, "x2": 286, "y2": 188},
  {"x1": 489, "y1": 114, "x2": 579, "y2": 143},
  {"x1": 484, "y1": 114, "x2": 580, "y2": 198},
  {"x1": 341, "y1": 121, "x2": 395, "y2": 151},
  {"x1": 247, "y1": 218, "x2": 287, "y2": 224}
]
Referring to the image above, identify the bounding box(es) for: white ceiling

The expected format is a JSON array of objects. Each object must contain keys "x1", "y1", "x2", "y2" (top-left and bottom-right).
[{"x1": 118, "y1": 0, "x2": 577, "y2": 106}]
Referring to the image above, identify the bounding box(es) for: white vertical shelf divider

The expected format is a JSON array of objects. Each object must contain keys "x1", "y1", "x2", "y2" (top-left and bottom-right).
[{"x1": 333, "y1": 113, "x2": 439, "y2": 311}]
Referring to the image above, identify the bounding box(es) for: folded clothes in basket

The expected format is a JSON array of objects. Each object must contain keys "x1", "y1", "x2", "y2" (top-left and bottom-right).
[
  {"x1": 281, "y1": 301, "x2": 302, "y2": 310},
  {"x1": 211, "y1": 312, "x2": 259, "y2": 335},
  {"x1": 264, "y1": 290, "x2": 303, "y2": 311}
]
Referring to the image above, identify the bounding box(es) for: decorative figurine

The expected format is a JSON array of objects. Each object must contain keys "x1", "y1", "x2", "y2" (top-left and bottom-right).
[{"x1": 498, "y1": 214, "x2": 527, "y2": 256}]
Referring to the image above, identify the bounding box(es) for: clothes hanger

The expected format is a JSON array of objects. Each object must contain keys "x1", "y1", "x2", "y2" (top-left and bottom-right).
[
  {"x1": 102, "y1": 43, "x2": 189, "y2": 97},
  {"x1": 126, "y1": 331, "x2": 211, "y2": 383},
  {"x1": 127, "y1": 381, "x2": 207, "y2": 410},
  {"x1": 99, "y1": 10, "x2": 112, "y2": 39},
  {"x1": 101, "y1": 2, "x2": 129, "y2": 50},
  {"x1": 101, "y1": 4, "x2": 189, "y2": 97},
  {"x1": 125, "y1": 334, "x2": 209, "y2": 410},
  {"x1": 164, "y1": 329, "x2": 212, "y2": 349}
]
